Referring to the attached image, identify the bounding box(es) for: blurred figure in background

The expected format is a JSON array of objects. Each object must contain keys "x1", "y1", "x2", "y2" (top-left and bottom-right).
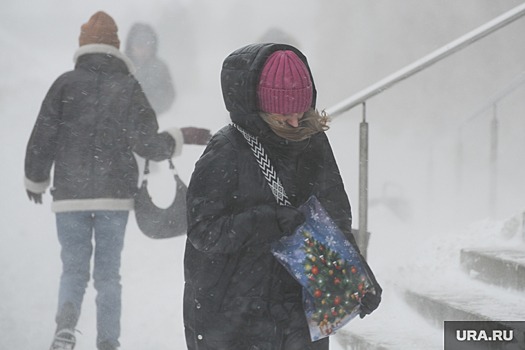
[
  {"x1": 125, "y1": 22, "x2": 211, "y2": 156},
  {"x1": 24, "y1": 11, "x2": 186, "y2": 350},
  {"x1": 125, "y1": 23, "x2": 175, "y2": 116}
]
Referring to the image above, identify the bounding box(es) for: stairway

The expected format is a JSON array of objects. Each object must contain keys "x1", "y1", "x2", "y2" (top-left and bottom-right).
[
  {"x1": 333, "y1": 218, "x2": 525, "y2": 349},
  {"x1": 333, "y1": 285, "x2": 443, "y2": 350},
  {"x1": 460, "y1": 248, "x2": 525, "y2": 292},
  {"x1": 402, "y1": 247, "x2": 525, "y2": 349}
]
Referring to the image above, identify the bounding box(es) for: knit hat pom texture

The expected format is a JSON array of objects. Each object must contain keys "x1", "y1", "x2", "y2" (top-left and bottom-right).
[{"x1": 257, "y1": 50, "x2": 313, "y2": 115}]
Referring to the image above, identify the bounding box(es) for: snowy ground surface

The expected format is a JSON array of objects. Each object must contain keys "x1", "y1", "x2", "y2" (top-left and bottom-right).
[
  {"x1": 3, "y1": 169, "x2": 523, "y2": 350},
  {"x1": 2, "y1": 1, "x2": 525, "y2": 349}
]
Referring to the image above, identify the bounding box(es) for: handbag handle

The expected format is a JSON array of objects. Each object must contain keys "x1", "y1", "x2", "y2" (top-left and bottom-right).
[
  {"x1": 141, "y1": 158, "x2": 179, "y2": 185},
  {"x1": 232, "y1": 123, "x2": 291, "y2": 206}
]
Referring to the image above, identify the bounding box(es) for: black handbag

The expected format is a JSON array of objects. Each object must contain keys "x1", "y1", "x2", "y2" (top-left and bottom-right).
[{"x1": 134, "y1": 159, "x2": 188, "y2": 239}]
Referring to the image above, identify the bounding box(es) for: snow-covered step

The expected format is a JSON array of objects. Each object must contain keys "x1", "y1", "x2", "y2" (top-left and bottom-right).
[
  {"x1": 460, "y1": 248, "x2": 525, "y2": 291},
  {"x1": 333, "y1": 286, "x2": 442, "y2": 350},
  {"x1": 402, "y1": 278, "x2": 525, "y2": 329}
]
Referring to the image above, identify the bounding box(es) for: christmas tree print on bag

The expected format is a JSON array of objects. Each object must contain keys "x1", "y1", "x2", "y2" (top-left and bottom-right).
[{"x1": 271, "y1": 195, "x2": 376, "y2": 341}]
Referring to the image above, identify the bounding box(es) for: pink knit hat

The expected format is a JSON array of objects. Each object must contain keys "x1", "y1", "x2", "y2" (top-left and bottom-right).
[{"x1": 257, "y1": 50, "x2": 313, "y2": 114}]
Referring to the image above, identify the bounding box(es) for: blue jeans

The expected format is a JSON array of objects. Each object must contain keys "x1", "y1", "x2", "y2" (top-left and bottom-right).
[{"x1": 56, "y1": 210, "x2": 128, "y2": 349}]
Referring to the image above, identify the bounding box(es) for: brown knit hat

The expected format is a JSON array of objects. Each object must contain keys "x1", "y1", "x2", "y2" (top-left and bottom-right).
[{"x1": 79, "y1": 11, "x2": 120, "y2": 48}]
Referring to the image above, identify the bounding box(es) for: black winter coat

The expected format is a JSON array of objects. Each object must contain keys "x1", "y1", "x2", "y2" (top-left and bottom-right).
[
  {"x1": 183, "y1": 44, "x2": 358, "y2": 349},
  {"x1": 24, "y1": 44, "x2": 177, "y2": 212}
]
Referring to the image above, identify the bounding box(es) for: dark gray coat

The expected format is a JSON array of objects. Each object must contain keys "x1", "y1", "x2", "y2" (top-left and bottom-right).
[{"x1": 24, "y1": 44, "x2": 177, "y2": 212}]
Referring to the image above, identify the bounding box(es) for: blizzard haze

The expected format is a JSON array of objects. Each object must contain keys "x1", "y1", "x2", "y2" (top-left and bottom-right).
[{"x1": 1, "y1": 0, "x2": 525, "y2": 349}]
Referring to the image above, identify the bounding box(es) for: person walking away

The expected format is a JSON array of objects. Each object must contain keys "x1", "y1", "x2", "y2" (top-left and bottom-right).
[
  {"x1": 24, "y1": 11, "x2": 187, "y2": 350},
  {"x1": 183, "y1": 43, "x2": 382, "y2": 350}
]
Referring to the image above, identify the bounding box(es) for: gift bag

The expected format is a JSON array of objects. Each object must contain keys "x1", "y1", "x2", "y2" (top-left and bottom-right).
[{"x1": 271, "y1": 195, "x2": 376, "y2": 341}]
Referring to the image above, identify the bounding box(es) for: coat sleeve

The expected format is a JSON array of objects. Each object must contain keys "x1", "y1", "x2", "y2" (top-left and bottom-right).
[
  {"x1": 315, "y1": 133, "x2": 358, "y2": 249},
  {"x1": 24, "y1": 76, "x2": 64, "y2": 193},
  {"x1": 127, "y1": 81, "x2": 178, "y2": 161},
  {"x1": 186, "y1": 133, "x2": 282, "y2": 254}
]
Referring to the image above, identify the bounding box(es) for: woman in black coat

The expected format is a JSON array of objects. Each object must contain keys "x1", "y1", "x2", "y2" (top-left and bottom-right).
[{"x1": 183, "y1": 43, "x2": 381, "y2": 350}]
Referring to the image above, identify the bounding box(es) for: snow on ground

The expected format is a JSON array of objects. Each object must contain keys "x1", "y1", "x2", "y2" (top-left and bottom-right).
[{"x1": 332, "y1": 208, "x2": 525, "y2": 349}]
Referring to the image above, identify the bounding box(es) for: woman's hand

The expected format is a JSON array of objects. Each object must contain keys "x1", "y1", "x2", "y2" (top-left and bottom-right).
[{"x1": 276, "y1": 206, "x2": 305, "y2": 236}]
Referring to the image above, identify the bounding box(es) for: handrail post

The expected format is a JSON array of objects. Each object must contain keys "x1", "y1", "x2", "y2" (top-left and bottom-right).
[
  {"x1": 358, "y1": 102, "x2": 369, "y2": 258},
  {"x1": 489, "y1": 104, "x2": 498, "y2": 217},
  {"x1": 455, "y1": 129, "x2": 464, "y2": 195}
]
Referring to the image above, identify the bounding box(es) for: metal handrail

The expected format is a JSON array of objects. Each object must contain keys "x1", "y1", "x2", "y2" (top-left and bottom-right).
[
  {"x1": 325, "y1": 2, "x2": 525, "y2": 257},
  {"x1": 461, "y1": 70, "x2": 525, "y2": 126},
  {"x1": 326, "y1": 2, "x2": 525, "y2": 118},
  {"x1": 455, "y1": 70, "x2": 525, "y2": 216}
]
